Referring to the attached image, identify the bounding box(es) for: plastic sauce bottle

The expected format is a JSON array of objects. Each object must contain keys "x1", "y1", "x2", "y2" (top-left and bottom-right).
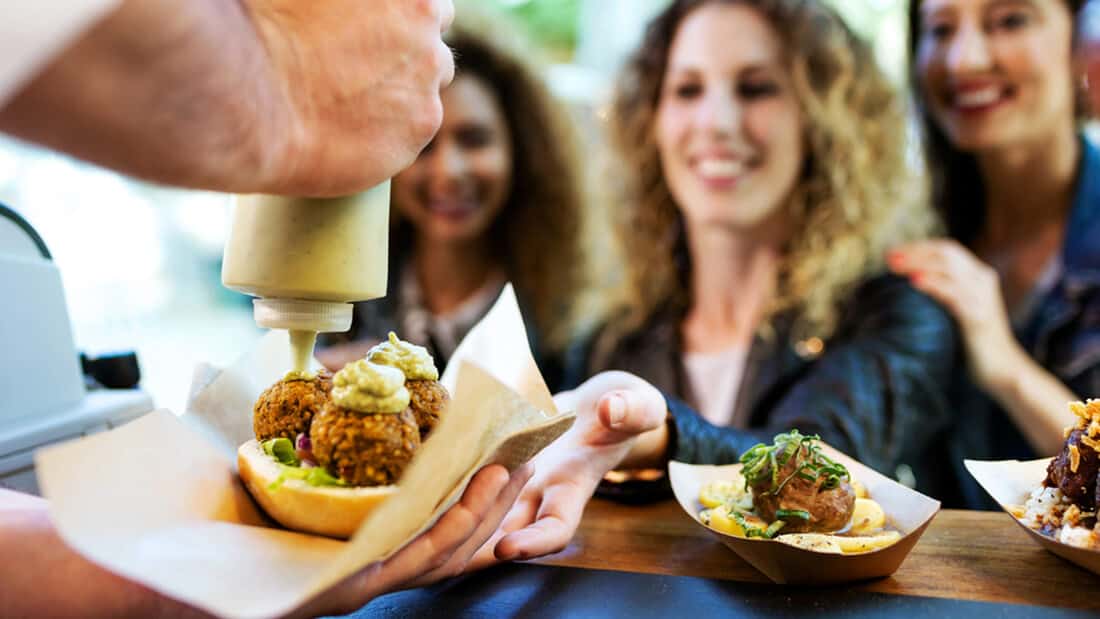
[{"x1": 221, "y1": 182, "x2": 390, "y2": 373}]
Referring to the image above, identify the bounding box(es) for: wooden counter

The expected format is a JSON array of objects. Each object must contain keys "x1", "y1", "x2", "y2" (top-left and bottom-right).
[{"x1": 531, "y1": 500, "x2": 1098, "y2": 610}]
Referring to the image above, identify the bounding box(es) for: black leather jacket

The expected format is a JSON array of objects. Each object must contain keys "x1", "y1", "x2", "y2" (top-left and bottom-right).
[{"x1": 565, "y1": 274, "x2": 959, "y2": 501}]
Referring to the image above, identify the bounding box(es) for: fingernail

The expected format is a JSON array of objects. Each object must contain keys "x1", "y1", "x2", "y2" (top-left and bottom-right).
[{"x1": 608, "y1": 394, "x2": 626, "y2": 426}]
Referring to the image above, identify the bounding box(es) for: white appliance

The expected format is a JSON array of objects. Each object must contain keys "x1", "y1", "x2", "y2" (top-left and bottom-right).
[{"x1": 0, "y1": 203, "x2": 152, "y2": 494}]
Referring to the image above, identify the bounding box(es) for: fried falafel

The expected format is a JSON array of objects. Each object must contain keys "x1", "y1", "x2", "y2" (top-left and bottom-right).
[
  {"x1": 406, "y1": 378, "x2": 449, "y2": 438},
  {"x1": 368, "y1": 332, "x2": 449, "y2": 439},
  {"x1": 310, "y1": 402, "x2": 420, "y2": 486},
  {"x1": 252, "y1": 369, "x2": 333, "y2": 442}
]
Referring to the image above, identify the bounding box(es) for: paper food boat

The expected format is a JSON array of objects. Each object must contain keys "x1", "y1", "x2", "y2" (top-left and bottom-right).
[
  {"x1": 669, "y1": 444, "x2": 939, "y2": 584},
  {"x1": 966, "y1": 458, "x2": 1100, "y2": 576},
  {"x1": 34, "y1": 286, "x2": 574, "y2": 619}
]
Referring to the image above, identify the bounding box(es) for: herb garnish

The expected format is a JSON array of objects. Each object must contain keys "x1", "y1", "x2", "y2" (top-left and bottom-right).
[{"x1": 738, "y1": 430, "x2": 849, "y2": 496}]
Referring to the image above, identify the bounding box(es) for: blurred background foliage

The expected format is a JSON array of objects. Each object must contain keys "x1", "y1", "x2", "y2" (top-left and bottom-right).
[
  {"x1": 488, "y1": 0, "x2": 908, "y2": 80},
  {"x1": 489, "y1": 0, "x2": 584, "y2": 58}
]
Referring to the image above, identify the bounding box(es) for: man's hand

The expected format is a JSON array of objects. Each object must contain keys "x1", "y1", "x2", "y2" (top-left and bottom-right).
[
  {"x1": 467, "y1": 372, "x2": 668, "y2": 566},
  {"x1": 0, "y1": 0, "x2": 455, "y2": 196},
  {"x1": 0, "y1": 463, "x2": 528, "y2": 619},
  {"x1": 248, "y1": 0, "x2": 457, "y2": 195}
]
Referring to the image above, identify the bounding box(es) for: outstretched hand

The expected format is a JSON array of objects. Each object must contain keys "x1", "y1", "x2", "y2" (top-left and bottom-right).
[{"x1": 468, "y1": 371, "x2": 668, "y2": 567}]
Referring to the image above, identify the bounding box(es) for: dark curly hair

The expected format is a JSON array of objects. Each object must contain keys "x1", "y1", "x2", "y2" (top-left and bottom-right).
[{"x1": 389, "y1": 14, "x2": 590, "y2": 353}]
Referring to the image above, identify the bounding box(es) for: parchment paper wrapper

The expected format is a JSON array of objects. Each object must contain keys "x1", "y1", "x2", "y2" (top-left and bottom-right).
[
  {"x1": 34, "y1": 285, "x2": 574, "y2": 619},
  {"x1": 966, "y1": 458, "x2": 1100, "y2": 575},
  {"x1": 669, "y1": 445, "x2": 939, "y2": 584}
]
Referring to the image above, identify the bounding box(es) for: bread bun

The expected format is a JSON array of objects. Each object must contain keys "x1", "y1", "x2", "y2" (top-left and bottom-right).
[{"x1": 237, "y1": 439, "x2": 395, "y2": 538}]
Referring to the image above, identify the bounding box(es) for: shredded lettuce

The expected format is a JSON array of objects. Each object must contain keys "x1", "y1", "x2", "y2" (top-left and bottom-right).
[
  {"x1": 261, "y1": 438, "x2": 299, "y2": 466},
  {"x1": 260, "y1": 438, "x2": 346, "y2": 490},
  {"x1": 268, "y1": 464, "x2": 347, "y2": 490}
]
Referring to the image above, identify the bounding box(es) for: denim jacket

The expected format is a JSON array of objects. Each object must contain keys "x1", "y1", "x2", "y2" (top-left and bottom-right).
[
  {"x1": 566, "y1": 274, "x2": 959, "y2": 501},
  {"x1": 1022, "y1": 138, "x2": 1100, "y2": 404}
]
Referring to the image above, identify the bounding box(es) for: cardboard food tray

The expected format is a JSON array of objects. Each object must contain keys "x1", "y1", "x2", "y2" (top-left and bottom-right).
[
  {"x1": 669, "y1": 445, "x2": 940, "y2": 584},
  {"x1": 966, "y1": 458, "x2": 1100, "y2": 575},
  {"x1": 34, "y1": 286, "x2": 574, "y2": 619}
]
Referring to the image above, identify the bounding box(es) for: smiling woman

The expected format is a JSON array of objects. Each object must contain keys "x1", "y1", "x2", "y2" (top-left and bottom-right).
[
  {"x1": 888, "y1": 0, "x2": 1100, "y2": 506},
  {"x1": 391, "y1": 74, "x2": 514, "y2": 250},
  {"x1": 474, "y1": 0, "x2": 963, "y2": 565},
  {"x1": 654, "y1": 4, "x2": 804, "y2": 235},
  {"x1": 555, "y1": 0, "x2": 957, "y2": 497},
  {"x1": 597, "y1": 0, "x2": 936, "y2": 356}
]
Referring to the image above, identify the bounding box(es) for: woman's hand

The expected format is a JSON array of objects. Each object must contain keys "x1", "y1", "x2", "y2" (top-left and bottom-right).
[
  {"x1": 888, "y1": 240, "x2": 1028, "y2": 392},
  {"x1": 467, "y1": 371, "x2": 668, "y2": 567}
]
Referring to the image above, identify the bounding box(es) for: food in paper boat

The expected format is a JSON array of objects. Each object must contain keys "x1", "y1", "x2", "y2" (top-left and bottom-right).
[
  {"x1": 696, "y1": 431, "x2": 900, "y2": 554},
  {"x1": 238, "y1": 332, "x2": 450, "y2": 538},
  {"x1": 1010, "y1": 400, "x2": 1100, "y2": 551}
]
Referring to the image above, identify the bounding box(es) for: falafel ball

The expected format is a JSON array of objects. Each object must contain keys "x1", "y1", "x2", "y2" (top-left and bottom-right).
[
  {"x1": 406, "y1": 379, "x2": 449, "y2": 438},
  {"x1": 253, "y1": 370, "x2": 333, "y2": 442},
  {"x1": 310, "y1": 402, "x2": 420, "y2": 486}
]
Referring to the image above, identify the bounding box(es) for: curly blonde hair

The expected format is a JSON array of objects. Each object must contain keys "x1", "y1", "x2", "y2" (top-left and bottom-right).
[
  {"x1": 391, "y1": 10, "x2": 591, "y2": 353},
  {"x1": 603, "y1": 0, "x2": 934, "y2": 343}
]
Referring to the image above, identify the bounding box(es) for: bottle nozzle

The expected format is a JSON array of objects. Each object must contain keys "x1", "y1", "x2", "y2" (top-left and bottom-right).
[{"x1": 252, "y1": 298, "x2": 353, "y2": 333}]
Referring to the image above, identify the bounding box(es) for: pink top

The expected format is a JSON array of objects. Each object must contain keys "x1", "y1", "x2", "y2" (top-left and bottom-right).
[{"x1": 682, "y1": 345, "x2": 750, "y2": 428}]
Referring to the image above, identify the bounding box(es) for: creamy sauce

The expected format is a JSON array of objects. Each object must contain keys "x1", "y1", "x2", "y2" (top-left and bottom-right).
[
  {"x1": 332, "y1": 359, "x2": 409, "y2": 413},
  {"x1": 368, "y1": 332, "x2": 439, "y2": 381},
  {"x1": 284, "y1": 329, "x2": 318, "y2": 380},
  {"x1": 221, "y1": 184, "x2": 391, "y2": 302}
]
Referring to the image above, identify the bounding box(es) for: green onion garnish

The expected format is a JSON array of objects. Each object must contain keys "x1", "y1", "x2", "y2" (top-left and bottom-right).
[
  {"x1": 775, "y1": 509, "x2": 811, "y2": 521},
  {"x1": 763, "y1": 521, "x2": 787, "y2": 539},
  {"x1": 738, "y1": 430, "x2": 849, "y2": 496}
]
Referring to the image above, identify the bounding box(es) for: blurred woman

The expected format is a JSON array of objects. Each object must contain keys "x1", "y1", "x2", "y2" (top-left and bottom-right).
[
  {"x1": 578, "y1": 0, "x2": 955, "y2": 478},
  {"x1": 472, "y1": 0, "x2": 963, "y2": 564},
  {"x1": 318, "y1": 17, "x2": 589, "y2": 387},
  {"x1": 891, "y1": 0, "x2": 1100, "y2": 502}
]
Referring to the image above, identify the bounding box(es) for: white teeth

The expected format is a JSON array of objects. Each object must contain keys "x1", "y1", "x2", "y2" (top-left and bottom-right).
[
  {"x1": 955, "y1": 88, "x2": 1001, "y2": 108},
  {"x1": 698, "y1": 158, "x2": 744, "y2": 178}
]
